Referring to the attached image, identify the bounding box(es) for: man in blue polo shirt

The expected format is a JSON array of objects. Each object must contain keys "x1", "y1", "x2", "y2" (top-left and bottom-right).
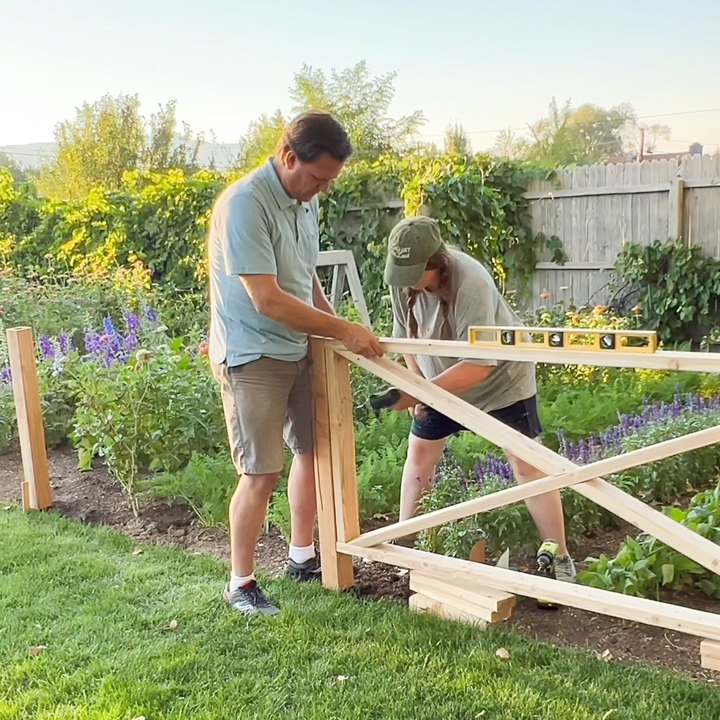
[{"x1": 208, "y1": 111, "x2": 383, "y2": 615}]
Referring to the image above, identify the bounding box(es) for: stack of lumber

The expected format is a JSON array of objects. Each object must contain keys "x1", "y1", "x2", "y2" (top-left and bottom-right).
[{"x1": 408, "y1": 571, "x2": 516, "y2": 626}]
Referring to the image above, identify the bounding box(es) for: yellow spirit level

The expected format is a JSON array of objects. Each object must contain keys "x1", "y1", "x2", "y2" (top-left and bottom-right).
[{"x1": 467, "y1": 326, "x2": 658, "y2": 354}]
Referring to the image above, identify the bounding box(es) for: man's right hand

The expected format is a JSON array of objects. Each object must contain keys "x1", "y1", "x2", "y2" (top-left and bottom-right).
[{"x1": 340, "y1": 322, "x2": 384, "y2": 358}]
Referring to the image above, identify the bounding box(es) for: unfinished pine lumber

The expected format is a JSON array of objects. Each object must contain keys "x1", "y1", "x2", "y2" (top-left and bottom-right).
[
  {"x1": 700, "y1": 639, "x2": 720, "y2": 671},
  {"x1": 410, "y1": 570, "x2": 515, "y2": 622},
  {"x1": 409, "y1": 592, "x2": 489, "y2": 627}
]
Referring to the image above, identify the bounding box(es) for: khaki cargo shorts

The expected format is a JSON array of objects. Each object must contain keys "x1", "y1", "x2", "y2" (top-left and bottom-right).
[{"x1": 211, "y1": 357, "x2": 314, "y2": 475}]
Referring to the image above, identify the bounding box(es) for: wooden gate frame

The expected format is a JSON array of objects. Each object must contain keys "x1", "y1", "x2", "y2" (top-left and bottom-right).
[
  {"x1": 309, "y1": 336, "x2": 720, "y2": 645},
  {"x1": 317, "y1": 250, "x2": 371, "y2": 328}
]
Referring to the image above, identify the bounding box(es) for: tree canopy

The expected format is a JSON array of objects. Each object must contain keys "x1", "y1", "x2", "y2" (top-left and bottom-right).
[{"x1": 37, "y1": 94, "x2": 202, "y2": 199}]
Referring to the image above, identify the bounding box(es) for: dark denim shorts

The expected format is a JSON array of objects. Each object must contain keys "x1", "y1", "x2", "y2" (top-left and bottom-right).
[{"x1": 410, "y1": 395, "x2": 542, "y2": 441}]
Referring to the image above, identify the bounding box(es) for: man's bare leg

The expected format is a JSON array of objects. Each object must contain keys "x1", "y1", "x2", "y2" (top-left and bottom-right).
[
  {"x1": 287, "y1": 452, "x2": 316, "y2": 548},
  {"x1": 229, "y1": 472, "x2": 278, "y2": 577}
]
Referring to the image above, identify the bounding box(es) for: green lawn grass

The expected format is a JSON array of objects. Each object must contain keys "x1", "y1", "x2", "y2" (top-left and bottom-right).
[{"x1": 1, "y1": 509, "x2": 718, "y2": 720}]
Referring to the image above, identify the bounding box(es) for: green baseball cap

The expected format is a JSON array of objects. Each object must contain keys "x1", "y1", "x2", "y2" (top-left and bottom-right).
[{"x1": 384, "y1": 217, "x2": 443, "y2": 287}]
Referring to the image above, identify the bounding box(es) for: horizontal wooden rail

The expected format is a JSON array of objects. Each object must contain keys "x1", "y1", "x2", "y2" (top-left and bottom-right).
[
  {"x1": 683, "y1": 178, "x2": 720, "y2": 189},
  {"x1": 524, "y1": 183, "x2": 671, "y2": 200},
  {"x1": 338, "y1": 543, "x2": 720, "y2": 641},
  {"x1": 326, "y1": 338, "x2": 720, "y2": 373},
  {"x1": 349, "y1": 425, "x2": 720, "y2": 548},
  {"x1": 535, "y1": 261, "x2": 616, "y2": 271}
]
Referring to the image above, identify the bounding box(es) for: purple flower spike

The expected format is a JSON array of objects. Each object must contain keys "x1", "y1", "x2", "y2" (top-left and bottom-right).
[
  {"x1": 57, "y1": 332, "x2": 72, "y2": 355},
  {"x1": 102, "y1": 317, "x2": 117, "y2": 337},
  {"x1": 38, "y1": 335, "x2": 55, "y2": 360},
  {"x1": 557, "y1": 428, "x2": 567, "y2": 455},
  {"x1": 144, "y1": 307, "x2": 158, "y2": 324},
  {"x1": 0, "y1": 365, "x2": 12, "y2": 385},
  {"x1": 124, "y1": 312, "x2": 141, "y2": 333},
  {"x1": 84, "y1": 330, "x2": 101, "y2": 354}
]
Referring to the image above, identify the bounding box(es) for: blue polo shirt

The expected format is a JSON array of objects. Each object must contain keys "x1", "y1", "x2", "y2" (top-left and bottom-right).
[{"x1": 207, "y1": 158, "x2": 320, "y2": 367}]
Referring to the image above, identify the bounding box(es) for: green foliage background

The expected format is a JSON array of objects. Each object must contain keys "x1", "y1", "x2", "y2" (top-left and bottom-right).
[{"x1": 0, "y1": 154, "x2": 558, "y2": 331}]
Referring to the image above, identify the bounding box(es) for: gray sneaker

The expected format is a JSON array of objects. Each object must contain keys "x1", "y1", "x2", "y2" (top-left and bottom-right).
[
  {"x1": 285, "y1": 555, "x2": 322, "y2": 583},
  {"x1": 222, "y1": 580, "x2": 280, "y2": 616},
  {"x1": 554, "y1": 554, "x2": 577, "y2": 583}
]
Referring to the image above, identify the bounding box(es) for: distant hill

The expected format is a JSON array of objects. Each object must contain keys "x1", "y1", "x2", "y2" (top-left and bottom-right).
[
  {"x1": 0, "y1": 141, "x2": 241, "y2": 170},
  {"x1": 0, "y1": 143, "x2": 56, "y2": 169}
]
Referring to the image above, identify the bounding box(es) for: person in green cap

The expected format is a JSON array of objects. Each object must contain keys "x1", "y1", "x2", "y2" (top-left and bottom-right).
[{"x1": 383, "y1": 216, "x2": 576, "y2": 583}]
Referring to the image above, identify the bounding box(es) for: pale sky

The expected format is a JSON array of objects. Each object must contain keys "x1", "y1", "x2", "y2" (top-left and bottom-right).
[{"x1": 1, "y1": 0, "x2": 719, "y2": 156}]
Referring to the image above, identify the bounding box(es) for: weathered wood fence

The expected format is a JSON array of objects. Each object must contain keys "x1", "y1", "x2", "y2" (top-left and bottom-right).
[
  {"x1": 340, "y1": 153, "x2": 720, "y2": 313},
  {"x1": 527, "y1": 153, "x2": 720, "y2": 307}
]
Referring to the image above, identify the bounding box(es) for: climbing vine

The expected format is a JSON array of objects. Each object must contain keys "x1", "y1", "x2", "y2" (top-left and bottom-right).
[
  {"x1": 614, "y1": 240, "x2": 720, "y2": 345},
  {"x1": 1, "y1": 155, "x2": 562, "y2": 329}
]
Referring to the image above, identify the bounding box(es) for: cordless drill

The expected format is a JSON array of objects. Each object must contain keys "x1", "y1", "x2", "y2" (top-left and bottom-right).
[
  {"x1": 536, "y1": 540, "x2": 559, "y2": 610},
  {"x1": 369, "y1": 387, "x2": 403, "y2": 412}
]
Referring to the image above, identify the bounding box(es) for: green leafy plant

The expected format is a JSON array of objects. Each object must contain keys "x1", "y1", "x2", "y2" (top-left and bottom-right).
[
  {"x1": 580, "y1": 481, "x2": 720, "y2": 599},
  {"x1": 578, "y1": 533, "x2": 704, "y2": 599},
  {"x1": 146, "y1": 452, "x2": 238, "y2": 527},
  {"x1": 398, "y1": 154, "x2": 565, "y2": 293},
  {"x1": 418, "y1": 456, "x2": 538, "y2": 557},
  {"x1": 615, "y1": 239, "x2": 720, "y2": 344},
  {"x1": 0, "y1": 387, "x2": 14, "y2": 454},
  {"x1": 614, "y1": 409, "x2": 720, "y2": 503},
  {"x1": 69, "y1": 338, "x2": 225, "y2": 512}
]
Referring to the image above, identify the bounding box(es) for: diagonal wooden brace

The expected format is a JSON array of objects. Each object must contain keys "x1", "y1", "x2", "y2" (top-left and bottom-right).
[
  {"x1": 349, "y1": 425, "x2": 720, "y2": 548},
  {"x1": 340, "y1": 352, "x2": 720, "y2": 577}
]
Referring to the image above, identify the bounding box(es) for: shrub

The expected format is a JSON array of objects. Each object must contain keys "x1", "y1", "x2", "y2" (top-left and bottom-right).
[
  {"x1": 146, "y1": 452, "x2": 238, "y2": 528},
  {"x1": 69, "y1": 333, "x2": 225, "y2": 511}
]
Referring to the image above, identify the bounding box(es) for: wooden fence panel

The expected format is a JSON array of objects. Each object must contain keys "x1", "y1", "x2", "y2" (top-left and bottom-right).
[
  {"x1": 525, "y1": 154, "x2": 720, "y2": 310},
  {"x1": 684, "y1": 154, "x2": 720, "y2": 255}
]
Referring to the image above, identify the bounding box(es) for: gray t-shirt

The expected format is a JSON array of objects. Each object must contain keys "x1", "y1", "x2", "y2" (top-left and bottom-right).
[
  {"x1": 207, "y1": 158, "x2": 319, "y2": 367},
  {"x1": 391, "y1": 249, "x2": 536, "y2": 413}
]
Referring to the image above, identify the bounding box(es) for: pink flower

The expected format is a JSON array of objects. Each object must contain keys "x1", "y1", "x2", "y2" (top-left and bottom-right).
[{"x1": 539, "y1": 291, "x2": 551, "y2": 301}]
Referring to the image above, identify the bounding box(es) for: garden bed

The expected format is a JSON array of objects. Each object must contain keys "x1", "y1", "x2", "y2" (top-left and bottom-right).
[{"x1": 2, "y1": 445, "x2": 719, "y2": 682}]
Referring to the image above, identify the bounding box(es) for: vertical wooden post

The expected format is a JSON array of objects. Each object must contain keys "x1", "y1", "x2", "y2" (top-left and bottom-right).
[
  {"x1": 329, "y1": 264, "x2": 346, "y2": 309},
  {"x1": 6, "y1": 327, "x2": 52, "y2": 510},
  {"x1": 668, "y1": 178, "x2": 685, "y2": 240},
  {"x1": 309, "y1": 338, "x2": 354, "y2": 590},
  {"x1": 344, "y1": 261, "x2": 372, "y2": 329},
  {"x1": 324, "y1": 347, "x2": 361, "y2": 546}
]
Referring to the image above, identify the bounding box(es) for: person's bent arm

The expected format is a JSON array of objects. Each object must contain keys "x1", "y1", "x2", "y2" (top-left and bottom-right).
[
  {"x1": 403, "y1": 353, "x2": 423, "y2": 376},
  {"x1": 240, "y1": 274, "x2": 383, "y2": 358},
  {"x1": 392, "y1": 361, "x2": 494, "y2": 410},
  {"x1": 432, "y1": 361, "x2": 493, "y2": 394}
]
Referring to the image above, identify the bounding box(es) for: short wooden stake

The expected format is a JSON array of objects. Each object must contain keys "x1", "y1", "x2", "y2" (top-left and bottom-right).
[
  {"x1": 6, "y1": 327, "x2": 52, "y2": 510},
  {"x1": 21, "y1": 481, "x2": 30, "y2": 511},
  {"x1": 469, "y1": 540, "x2": 486, "y2": 564}
]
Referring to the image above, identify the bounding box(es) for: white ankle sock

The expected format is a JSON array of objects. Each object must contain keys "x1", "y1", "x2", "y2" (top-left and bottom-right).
[
  {"x1": 288, "y1": 543, "x2": 315, "y2": 564},
  {"x1": 229, "y1": 573, "x2": 254, "y2": 592}
]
